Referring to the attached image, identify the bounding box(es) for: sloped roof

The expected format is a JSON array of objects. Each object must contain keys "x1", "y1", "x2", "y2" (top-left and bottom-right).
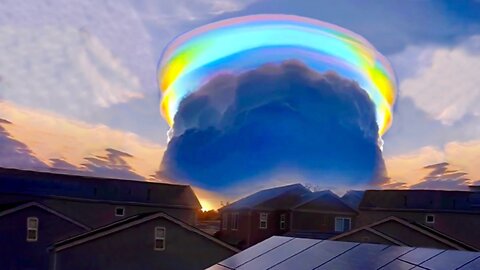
[
  {"x1": 341, "y1": 190, "x2": 364, "y2": 209},
  {"x1": 0, "y1": 167, "x2": 201, "y2": 209},
  {"x1": 360, "y1": 189, "x2": 480, "y2": 213},
  {"x1": 221, "y1": 184, "x2": 310, "y2": 211},
  {"x1": 52, "y1": 211, "x2": 239, "y2": 253},
  {"x1": 291, "y1": 190, "x2": 357, "y2": 214},
  {"x1": 0, "y1": 201, "x2": 90, "y2": 230},
  {"x1": 330, "y1": 216, "x2": 478, "y2": 251},
  {"x1": 208, "y1": 236, "x2": 480, "y2": 270}
]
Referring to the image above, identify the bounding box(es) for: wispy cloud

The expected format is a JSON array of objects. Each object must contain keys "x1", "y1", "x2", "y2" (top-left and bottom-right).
[
  {"x1": 396, "y1": 35, "x2": 480, "y2": 125},
  {"x1": 0, "y1": 26, "x2": 143, "y2": 117},
  {"x1": 384, "y1": 141, "x2": 480, "y2": 190},
  {"x1": 0, "y1": 101, "x2": 165, "y2": 178}
]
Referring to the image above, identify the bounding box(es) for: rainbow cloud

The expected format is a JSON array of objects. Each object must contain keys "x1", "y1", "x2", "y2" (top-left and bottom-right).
[{"x1": 158, "y1": 14, "x2": 397, "y2": 138}]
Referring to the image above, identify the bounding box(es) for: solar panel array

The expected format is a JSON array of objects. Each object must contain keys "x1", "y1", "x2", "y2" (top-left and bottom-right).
[{"x1": 207, "y1": 236, "x2": 480, "y2": 270}]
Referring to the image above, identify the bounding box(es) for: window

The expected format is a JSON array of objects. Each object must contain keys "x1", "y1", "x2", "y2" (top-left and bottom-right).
[
  {"x1": 154, "y1": 227, "x2": 166, "y2": 251},
  {"x1": 231, "y1": 212, "x2": 239, "y2": 230},
  {"x1": 426, "y1": 214, "x2": 435, "y2": 224},
  {"x1": 259, "y1": 212, "x2": 268, "y2": 229},
  {"x1": 280, "y1": 214, "x2": 286, "y2": 230},
  {"x1": 27, "y1": 217, "x2": 38, "y2": 242},
  {"x1": 222, "y1": 213, "x2": 228, "y2": 230},
  {"x1": 115, "y1": 207, "x2": 125, "y2": 217},
  {"x1": 334, "y1": 217, "x2": 351, "y2": 232}
]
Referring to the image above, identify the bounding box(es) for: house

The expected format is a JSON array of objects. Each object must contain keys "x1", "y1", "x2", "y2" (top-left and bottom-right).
[
  {"x1": 0, "y1": 167, "x2": 222, "y2": 270},
  {"x1": 357, "y1": 189, "x2": 480, "y2": 249},
  {"x1": 217, "y1": 184, "x2": 358, "y2": 249},
  {"x1": 50, "y1": 211, "x2": 238, "y2": 270},
  {"x1": 218, "y1": 184, "x2": 310, "y2": 248},
  {"x1": 0, "y1": 202, "x2": 89, "y2": 270},
  {"x1": 208, "y1": 236, "x2": 480, "y2": 270},
  {"x1": 0, "y1": 167, "x2": 201, "y2": 228},
  {"x1": 330, "y1": 216, "x2": 478, "y2": 251}
]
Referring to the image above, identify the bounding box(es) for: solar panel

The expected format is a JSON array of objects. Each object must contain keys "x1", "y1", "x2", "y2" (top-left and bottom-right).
[
  {"x1": 378, "y1": 259, "x2": 416, "y2": 270},
  {"x1": 269, "y1": 240, "x2": 358, "y2": 270},
  {"x1": 458, "y1": 257, "x2": 480, "y2": 270},
  {"x1": 237, "y1": 238, "x2": 320, "y2": 270},
  {"x1": 420, "y1": 250, "x2": 480, "y2": 270},
  {"x1": 206, "y1": 264, "x2": 232, "y2": 270},
  {"x1": 217, "y1": 236, "x2": 293, "y2": 269},
  {"x1": 316, "y1": 243, "x2": 411, "y2": 270},
  {"x1": 398, "y1": 247, "x2": 444, "y2": 265},
  {"x1": 213, "y1": 239, "x2": 480, "y2": 270}
]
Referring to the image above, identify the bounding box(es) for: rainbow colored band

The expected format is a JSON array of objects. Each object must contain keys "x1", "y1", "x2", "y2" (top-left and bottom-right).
[{"x1": 158, "y1": 14, "x2": 397, "y2": 137}]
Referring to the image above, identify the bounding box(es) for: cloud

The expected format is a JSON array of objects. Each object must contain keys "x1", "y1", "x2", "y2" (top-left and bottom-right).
[
  {"x1": 0, "y1": 0, "x2": 154, "y2": 88},
  {"x1": 0, "y1": 100, "x2": 165, "y2": 179},
  {"x1": 0, "y1": 26, "x2": 143, "y2": 118},
  {"x1": 160, "y1": 61, "x2": 386, "y2": 191},
  {"x1": 384, "y1": 140, "x2": 480, "y2": 190},
  {"x1": 0, "y1": 101, "x2": 227, "y2": 210},
  {"x1": 397, "y1": 35, "x2": 480, "y2": 124},
  {"x1": 409, "y1": 162, "x2": 473, "y2": 190},
  {"x1": 133, "y1": 0, "x2": 256, "y2": 28},
  {"x1": 0, "y1": 118, "x2": 47, "y2": 170}
]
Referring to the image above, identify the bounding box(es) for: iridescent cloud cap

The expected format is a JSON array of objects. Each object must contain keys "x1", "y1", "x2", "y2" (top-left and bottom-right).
[{"x1": 158, "y1": 14, "x2": 397, "y2": 139}]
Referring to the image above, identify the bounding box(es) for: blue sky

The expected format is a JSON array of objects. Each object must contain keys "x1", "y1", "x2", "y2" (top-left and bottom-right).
[{"x1": 1, "y1": 0, "x2": 480, "y2": 207}]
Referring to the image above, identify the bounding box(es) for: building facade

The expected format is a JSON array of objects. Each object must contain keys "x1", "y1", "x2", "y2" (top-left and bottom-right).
[
  {"x1": 0, "y1": 167, "x2": 235, "y2": 270},
  {"x1": 50, "y1": 212, "x2": 238, "y2": 270},
  {"x1": 0, "y1": 202, "x2": 89, "y2": 269},
  {"x1": 355, "y1": 189, "x2": 480, "y2": 249},
  {"x1": 218, "y1": 184, "x2": 358, "y2": 248}
]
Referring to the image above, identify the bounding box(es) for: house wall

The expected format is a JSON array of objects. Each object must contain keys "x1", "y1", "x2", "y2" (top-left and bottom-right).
[
  {"x1": 247, "y1": 210, "x2": 288, "y2": 247},
  {"x1": 52, "y1": 217, "x2": 236, "y2": 270},
  {"x1": 0, "y1": 206, "x2": 86, "y2": 270},
  {"x1": 219, "y1": 210, "x2": 290, "y2": 249},
  {"x1": 291, "y1": 211, "x2": 356, "y2": 233},
  {"x1": 357, "y1": 210, "x2": 480, "y2": 249}
]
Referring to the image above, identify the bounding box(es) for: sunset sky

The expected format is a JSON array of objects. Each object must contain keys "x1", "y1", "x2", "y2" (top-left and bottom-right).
[{"x1": 1, "y1": 1, "x2": 480, "y2": 210}]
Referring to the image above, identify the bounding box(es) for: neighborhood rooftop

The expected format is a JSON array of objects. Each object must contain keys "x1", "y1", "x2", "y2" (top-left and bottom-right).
[
  {"x1": 360, "y1": 189, "x2": 480, "y2": 212},
  {"x1": 0, "y1": 167, "x2": 201, "y2": 209}
]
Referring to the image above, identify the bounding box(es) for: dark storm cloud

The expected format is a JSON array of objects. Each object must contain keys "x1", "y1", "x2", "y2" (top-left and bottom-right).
[{"x1": 160, "y1": 61, "x2": 386, "y2": 191}]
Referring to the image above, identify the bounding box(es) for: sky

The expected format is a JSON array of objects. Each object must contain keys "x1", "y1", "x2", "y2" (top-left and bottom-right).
[{"x1": 1, "y1": 0, "x2": 480, "y2": 210}]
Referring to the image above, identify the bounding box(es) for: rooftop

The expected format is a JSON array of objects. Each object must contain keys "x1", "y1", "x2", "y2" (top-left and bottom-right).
[
  {"x1": 360, "y1": 189, "x2": 480, "y2": 213},
  {"x1": 221, "y1": 183, "x2": 310, "y2": 211},
  {"x1": 0, "y1": 167, "x2": 201, "y2": 209}
]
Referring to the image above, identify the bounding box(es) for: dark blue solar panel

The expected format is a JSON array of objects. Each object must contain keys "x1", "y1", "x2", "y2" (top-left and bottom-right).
[
  {"x1": 237, "y1": 238, "x2": 320, "y2": 270},
  {"x1": 398, "y1": 247, "x2": 443, "y2": 265},
  {"x1": 218, "y1": 236, "x2": 293, "y2": 269},
  {"x1": 316, "y1": 243, "x2": 402, "y2": 270},
  {"x1": 270, "y1": 240, "x2": 358, "y2": 270},
  {"x1": 458, "y1": 257, "x2": 480, "y2": 270},
  {"x1": 420, "y1": 250, "x2": 480, "y2": 270},
  {"x1": 378, "y1": 259, "x2": 416, "y2": 270}
]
